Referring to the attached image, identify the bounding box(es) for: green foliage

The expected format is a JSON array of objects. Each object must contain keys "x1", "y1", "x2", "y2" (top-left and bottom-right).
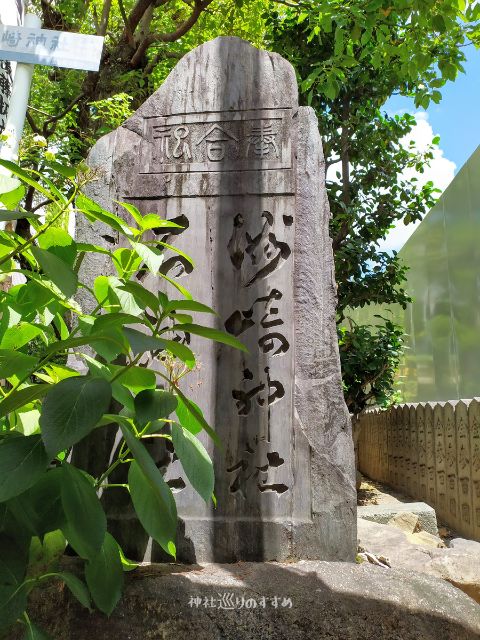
[
  {"x1": 339, "y1": 318, "x2": 404, "y2": 415},
  {"x1": 0, "y1": 161, "x2": 243, "y2": 637},
  {"x1": 85, "y1": 533, "x2": 124, "y2": 615},
  {"x1": 267, "y1": 0, "x2": 479, "y2": 413}
]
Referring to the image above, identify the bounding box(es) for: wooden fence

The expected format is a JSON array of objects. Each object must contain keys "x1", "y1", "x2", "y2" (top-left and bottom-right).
[{"x1": 356, "y1": 400, "x2": 480, "y2": 540}]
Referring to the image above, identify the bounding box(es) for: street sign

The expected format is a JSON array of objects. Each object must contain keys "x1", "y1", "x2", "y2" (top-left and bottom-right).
[
  {"x1": 0, "y1": 14, "x2": 104, "y2": 165},
  {"x1": 0, "y1": 24, "x2": 104, "y2": 72}
]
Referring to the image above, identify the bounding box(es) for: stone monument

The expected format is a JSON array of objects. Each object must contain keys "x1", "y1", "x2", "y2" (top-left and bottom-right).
[{"x1": 80, "y1": 37, "x2": 356, "y2": 562}]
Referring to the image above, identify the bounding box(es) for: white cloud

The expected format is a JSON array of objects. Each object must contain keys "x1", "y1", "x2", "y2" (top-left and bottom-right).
[
  {"x1": 377, "y1": 112, "x2": 456, "y2": 253},
  {"x1": 325, "y1": 112, "x2": 456, "y2": 254}
]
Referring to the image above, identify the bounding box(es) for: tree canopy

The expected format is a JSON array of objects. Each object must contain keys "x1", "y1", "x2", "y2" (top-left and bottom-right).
[{"x1": 268, "y1": 0, "x2": 479, "y2": 412}]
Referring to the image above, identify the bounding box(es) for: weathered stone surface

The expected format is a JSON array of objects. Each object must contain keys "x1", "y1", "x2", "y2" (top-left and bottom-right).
[
  {"x1": 406, "y1": 530, "x2": 445, "y2": 548},
  {"x1": 450, "y1": 537, "x2": 480, "y2": 552},
  {"x1": 358, "y1": 502, "x2": 438, "y2": 535},
  {"x1": 77, "y1": 37, "x2": 355, "y2": 563},
  {"x1": 358, "y1": 518, "x2": 480, "y2": 603},
  {"x1": 15, "y1": 561, "x2": 480, "y2": 640},
  {"x1": 388, "y1": 511, "x2": 421, "y2": 534}
]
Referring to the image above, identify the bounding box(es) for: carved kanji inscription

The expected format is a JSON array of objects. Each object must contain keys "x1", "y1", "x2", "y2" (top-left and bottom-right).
[{"x1": 140, "y1": 109, "x2": 292, "y2": 173}]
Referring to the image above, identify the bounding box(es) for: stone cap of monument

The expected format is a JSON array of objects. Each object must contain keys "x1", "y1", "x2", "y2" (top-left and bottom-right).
[{"x1": 124, "y1": 36, "x2": 298, "y2": 138}]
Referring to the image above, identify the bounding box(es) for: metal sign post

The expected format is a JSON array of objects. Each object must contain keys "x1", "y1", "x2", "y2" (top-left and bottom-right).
[{"x1": 0, "y1": 13, "x2": 103, "y2": 162}]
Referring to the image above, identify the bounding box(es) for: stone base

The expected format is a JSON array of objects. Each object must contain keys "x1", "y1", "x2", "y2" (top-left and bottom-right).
[
  {"x1": 11, "y1": 561, "x2": 480, "y2": 639},
  {"x1": 108, "y1": 514, "x2": 357, "y2": 564}
]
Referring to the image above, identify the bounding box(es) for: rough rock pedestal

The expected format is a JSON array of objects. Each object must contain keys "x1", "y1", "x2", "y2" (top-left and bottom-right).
[
  {"x1": 80, "y1": 37, "x2": 356, "y2": 562},
  {"x1": 16, "y1": 561, "x2": 480, "y2": 640}
]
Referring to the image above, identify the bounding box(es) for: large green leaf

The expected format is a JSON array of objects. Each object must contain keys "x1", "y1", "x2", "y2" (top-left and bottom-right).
[
  {"x1": 76, "y1": 193, "x2": 133, "y2": 237},
  {"x1": 164, "y1": 299, "x2": 216, "y2": 315},
  {"x1": 42, "y1": 334, "x2": 126, "y2": 359},
  {"x1": 130, "y1": 241, "x2": 164, "y2": 274},
  {"x1": 57, "y1": 571, "x2": 92, "y2": 610},
  {"x1": 128, "y1": 462, "x2": 177, "y2": 557},
  {"x1": 116, "y1": 281, "x2": 159, "y2": 312},
  {"x1": 122, "y1": 328, "x2": 195, "y2": 368},
  {"x1": 7, "y1": 468, "x2": 65, "y2": 537},
  {"x1": 11, "y1": 282, "x2": 54, "y2": 320},
  {"x1": 112, "y1": 248, "x2": 142, "y2": 278},
  {"x1": 108, "y1": 277, "x2": 143, "y2": 315},
  {"x1": 122, "y1": 327, "x2": 164, "y2": 355},
  {"x1": 27, "y1": 530, "x2": 66, "y2": 579},
  {"x1": 175, "y1": 397, "x2": 202, "y2": 436},
  {"x1": 0, "y1": 181, "x2": 25, "y2": 209},
  {"x1": 171, "y1": 323, "x2": 248, "y2": 352},
  {"x1": 77, "y1": 316, "x2": 130, "y2": 363},
  {"x1": 156, "y1": 338, "x2": 196, "y2": 369},
  {"x1": 13, "y1": 271, "x2": 80, "y2": 313},
  {"x1": 140, "y1": 214, "x2": 183, "y2": 232},
  {"x1": 85, "y1": 532, "x2": 123, "y2": 615},
  {"x1": 118, "y1": 422, "x2": 177, "y2": 555},
  {"x1": 38, "y1": 227, "x2": 77, "y2": 267},
  {"x1": 0, "y1": 350, "x2": 37, "y2": 380},
  {"x1": 109, "y1": 365, "x2": 156, "y2": 393},
  {"x1": 174, "y1": 394, "x2": 209, "y2": 439},
  {"x1": 60, "y1": 463, "x2": 106, "y2": 560},
  {"x1": 134, "y1": 389, "x2": 177, "y2": 426},
  {"x1": 0, "y1": 160, "x2": 55, "y2": 201},
  {"x1": 93, "y1": 312, "x2": 141, "y2": 333},
  {"x1": 0, "y1": 435, "x2": 49, "y2": 502},
  {"x1": 40, "y1": 376, "x2": 112, "y2": 457},
  {"x1": 0, "y1": 386, "x2": 51, "y2": 420},
  {"x1": 116, "y1": 201, "x2": 142, "y2": 226},
  {"x1": 171, "y1": 423, "x2": 214, "y2": 503},
  {"x1": 31, "y1": 247, "x2": 78, "y2": 298},
  {"x1": 0, "y1": 533, "x2": 28, "y2": 632},
  {"x1": 0, "y1": 210, "x2": 37, "y2": 222},
  {"x1": 0, "y1": 322, "x2": 43, "y2": 350}
]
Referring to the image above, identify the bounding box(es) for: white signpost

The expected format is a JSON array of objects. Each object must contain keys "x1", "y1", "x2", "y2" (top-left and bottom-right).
[
  {"x1": 0, "y1": 23, "x2": 104, "y2": 71},
  {"x1": 0, "y1": 13, "x2": 103, "y2": 162},
  {"x1": 0, "y1": 0, "x2": 23, "y2": 135}
]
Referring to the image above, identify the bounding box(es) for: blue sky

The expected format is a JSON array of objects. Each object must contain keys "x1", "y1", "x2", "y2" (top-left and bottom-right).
[
  {"x1": 386, "y1": 45, "x2": 480, "y2": 172},
  {"x1": 378, "y1": 45, "x2": 480, "y2": 252}
]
